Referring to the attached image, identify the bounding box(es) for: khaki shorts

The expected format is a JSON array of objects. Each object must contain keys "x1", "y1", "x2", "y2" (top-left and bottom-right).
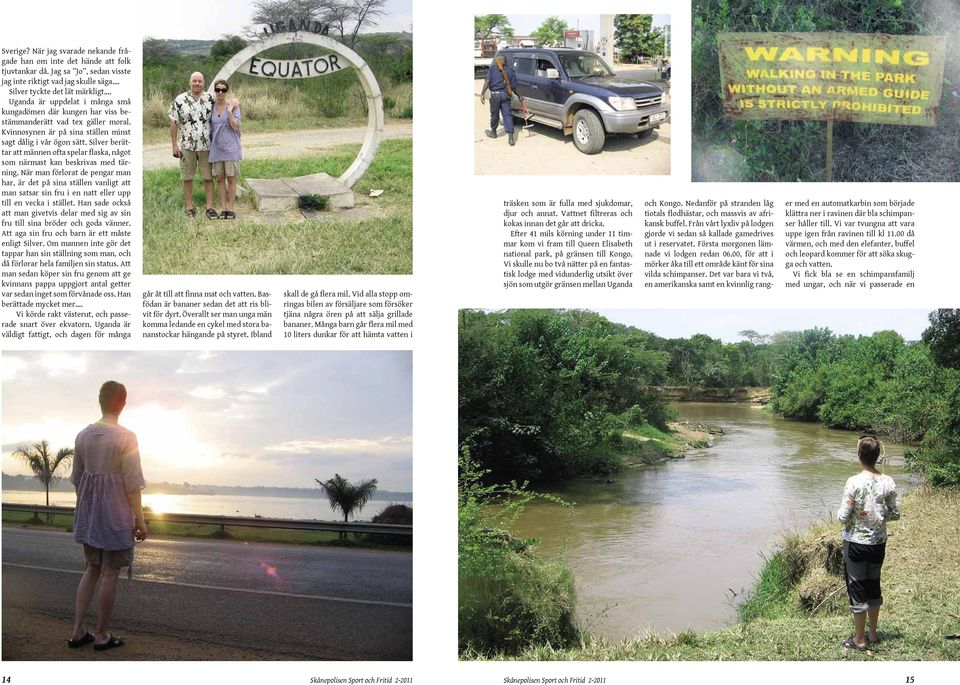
[
  {"x1": 83, "y1": 543, "x2": 134, "y2": 569},
  {"x1": 212, "y1": 160, "x2": 240, "y2": 178},
  {"x1": 180, "y1": 149, "x2": 212, "y2": 182}
]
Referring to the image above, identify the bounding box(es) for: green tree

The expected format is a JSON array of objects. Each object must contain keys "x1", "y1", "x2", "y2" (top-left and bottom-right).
[
  {"x1": 614, "y1": 14, "x2": 664, "y2": 62},
  {"x1": 907, "y1": 309, "x2": 960, "y2": 486},
  {"x1": 14, "y1": 440, "x2": 74, "y2": 519},
  {"x1": 474, "y1": 14, "x2": 513, "y2": 39},
  {"x1": 142, "y1": 37, "x2": 173, "y2": 61},
  {"x1": 347, "y1": 0, "x2": 388, "y2": 48},
  {"x1": 459, "y1": 309, "x2": 670, "y2": 483},
  {"x1": 922, "y1": 309, "x2": 960, "y2": 370},
  {"x1": 210, "y1": 34, "x2": 249, "y2": 60},
  {"x1": 248, "y1": 0, "x2": 386, "y2": 47},
  {"x1": 531, "y1": 16, "x2": 568, "y2": 47},
  {"x1": 458, "y1": 449, "x2": 577, "y2": 655},
  {"x1": 770, "y1": 328, "x2": 840, "y2": 420},
  {"x1": 739, "y1": 329, "x2": 771, "y2": 346},
  {"x1": 315, "y1": 473, "x2": 378, "y2": 523}
]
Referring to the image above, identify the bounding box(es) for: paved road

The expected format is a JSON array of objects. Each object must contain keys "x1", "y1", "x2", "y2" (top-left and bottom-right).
[
  {"x1": 143, "y1": 123, "x2": 413, "y2": 170},
  {"x1": 2, "y1": 528, "x2": 411, "y2": 660},
  {"x1": 474, "y1": 66, "x2": 671, "y2": 175}
]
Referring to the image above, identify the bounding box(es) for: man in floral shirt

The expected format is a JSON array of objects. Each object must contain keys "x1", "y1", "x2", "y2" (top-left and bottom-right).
[{"x1": 169, "y1": 72, "x2": 217, "y2": 218}]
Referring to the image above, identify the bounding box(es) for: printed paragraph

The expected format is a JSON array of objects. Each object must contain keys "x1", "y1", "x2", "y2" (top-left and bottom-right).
[
  {"x1": 783, "y1": 198, "x2": 916, "y2": 290},
  {"x1": 1, "y1": 45, "x2": 133, "y2": 328},
  {"x1": 142, "y1": 289, "x2": 273, "y2": 340},
  {"x1": 642, "y1": 199, "x2": 775, "y2": 290},
  {"x1": 502, "y1": 198, "x2": 634, "y2": 290},
  {"x1": 282, "y1": 288, "x2": 413, "y2": 340},
  {"x1": 0, "y1": 306, "x2": 130, "y2": 342}
]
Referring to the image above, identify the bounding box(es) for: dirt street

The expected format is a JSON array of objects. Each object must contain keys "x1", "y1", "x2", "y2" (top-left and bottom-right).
[
  {"x1": 474, "y1": 66, "x2": 671, "y2": 175},
  {"x1": 143, "y1": 123, "x2": 413, "y2": 170}
]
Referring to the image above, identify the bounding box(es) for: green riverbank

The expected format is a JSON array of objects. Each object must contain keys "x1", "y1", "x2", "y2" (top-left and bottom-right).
[
  {"x1": 475, "y1": 486, "x2": 960, "y2": 661},
  {"x1": 619, "y1": 421, "x2": 719, "y2": 467},
  {"x1": 1, "y1": 512, "x2": 409, "y2": 551}
]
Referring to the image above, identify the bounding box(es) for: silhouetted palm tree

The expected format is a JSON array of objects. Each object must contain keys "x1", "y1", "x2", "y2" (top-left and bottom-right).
[
  {"x1": 14, "y1": 440, "x2": 74, "y2": 521},
  {"x1": 315, "y1": 474, "x2": 378, "y2": 536}
]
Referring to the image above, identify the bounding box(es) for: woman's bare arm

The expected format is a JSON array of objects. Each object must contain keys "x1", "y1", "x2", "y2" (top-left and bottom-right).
[{"x1": 126, "y1": 488, "x2": 148, "y2": 541}]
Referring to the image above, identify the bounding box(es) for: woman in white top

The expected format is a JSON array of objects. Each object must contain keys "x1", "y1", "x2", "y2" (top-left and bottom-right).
[{"x1": 837, "y1": 435, "x2": 900, "y2": 651}]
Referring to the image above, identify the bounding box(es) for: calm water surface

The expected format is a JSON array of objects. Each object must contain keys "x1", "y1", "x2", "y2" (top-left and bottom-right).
[
  {"x1": 509, "y1": 403, "x2": 914, "y2": 640},
  {"x1": 2, "y1": 491, "x2": 411, "y2": 522}
]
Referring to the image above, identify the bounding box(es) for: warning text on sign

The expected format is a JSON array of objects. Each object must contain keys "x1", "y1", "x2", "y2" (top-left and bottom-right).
[{"x1": 717, "y1": 32, "x2": 945, "y2": 126}]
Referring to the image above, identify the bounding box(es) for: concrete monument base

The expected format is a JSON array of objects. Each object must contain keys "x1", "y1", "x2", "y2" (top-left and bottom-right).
[{"x1": 245, "y1": 173, "x2": 356, "y2": 212}]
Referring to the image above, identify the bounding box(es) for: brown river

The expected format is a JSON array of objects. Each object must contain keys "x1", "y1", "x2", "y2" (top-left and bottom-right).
[{"x1": 509, "y1": 402, "x2": 914, "y2": 640}]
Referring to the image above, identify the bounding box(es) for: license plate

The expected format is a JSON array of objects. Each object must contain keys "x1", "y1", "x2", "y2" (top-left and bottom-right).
[{"x1": 651, "y1": 112, "x2": 666, "y2": 123}]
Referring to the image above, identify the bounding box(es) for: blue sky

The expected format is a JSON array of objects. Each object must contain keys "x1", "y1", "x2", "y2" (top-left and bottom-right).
[
  {"x1": 143, "y1": 0, "x2": 413, "y2": 39},
  {"x1": 2, "y1": 351, "x2": 412, "y2": 490},
  {"x1": 595, "y1": 309, "x2": 932, "y2": 343}
]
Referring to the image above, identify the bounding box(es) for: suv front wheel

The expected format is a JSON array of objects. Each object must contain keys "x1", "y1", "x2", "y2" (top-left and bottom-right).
[{"x1": 572, "y1": 109, "x2": 605, "y2": 154}]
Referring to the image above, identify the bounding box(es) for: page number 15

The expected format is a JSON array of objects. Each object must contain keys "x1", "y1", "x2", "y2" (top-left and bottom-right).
[{"x1": 906, "y1": 677, "x2": 915, "y2": 683}]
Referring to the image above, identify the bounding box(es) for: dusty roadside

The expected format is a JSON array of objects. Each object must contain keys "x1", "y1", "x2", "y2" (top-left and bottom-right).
[{"x1": 2, "y1": 607, "x2": 299, "y2": 660}]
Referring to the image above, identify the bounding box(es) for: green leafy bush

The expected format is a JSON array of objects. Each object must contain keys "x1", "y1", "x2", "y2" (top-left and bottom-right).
[
  {"x1": 458, "y1": 450, "x2": 579, "y2": 655},
  {"x1": 459, "y1": 310, "x2": 672, "y2": 483},
  {"x1": 365, "y1": 503, "x2": 412, "y2": 546}
]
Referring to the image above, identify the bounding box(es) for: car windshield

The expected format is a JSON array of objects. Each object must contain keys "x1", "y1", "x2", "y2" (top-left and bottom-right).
[{"x1": 558, "y1": 53, "x2": 614, "y2": 79}]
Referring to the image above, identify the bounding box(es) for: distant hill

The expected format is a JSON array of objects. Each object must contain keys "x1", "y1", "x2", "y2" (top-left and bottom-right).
[
  {"x1": 2, "y1": 473, "x2": 411, "y2": 502},
  {"x1": 157, "y1": 39, "x2": 215, "y2": 56}
]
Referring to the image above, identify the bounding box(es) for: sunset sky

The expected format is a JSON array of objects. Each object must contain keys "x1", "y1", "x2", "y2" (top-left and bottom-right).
[{"x1": 1, "y1": 351, "x2": 412, "y2": 491}]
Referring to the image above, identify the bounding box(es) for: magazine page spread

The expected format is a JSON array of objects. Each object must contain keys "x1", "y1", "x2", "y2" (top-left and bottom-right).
[{"x1": 1, "y1": 1, "x2": 958, "y2": 684}]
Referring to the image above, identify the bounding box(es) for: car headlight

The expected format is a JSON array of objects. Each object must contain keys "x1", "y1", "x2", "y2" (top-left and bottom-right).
[{"x1": 607, "y1": 96, "x2": 637, "y2": 111}]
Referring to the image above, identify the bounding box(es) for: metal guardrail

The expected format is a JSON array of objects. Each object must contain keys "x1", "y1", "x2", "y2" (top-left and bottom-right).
[{"x1": 1, "y1": 503, "x2": 412, "y2": 536}]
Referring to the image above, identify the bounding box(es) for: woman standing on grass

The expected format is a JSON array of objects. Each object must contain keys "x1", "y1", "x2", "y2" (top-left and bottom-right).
[
  {"x1": 837, "y1": 435, "x2": 900, "y2": 651},
  {"x1": 209, "y1": 80, "x2": 242, "y2": 219}
]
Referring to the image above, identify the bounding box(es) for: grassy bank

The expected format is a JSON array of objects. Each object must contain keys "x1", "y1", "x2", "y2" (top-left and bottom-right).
[
  {"x1": 142, "y1": 138, "x2": 412, "y2": 275},
  {"x1": 547, "y1": 421, "x2": 717, "y2": 478},
  {"x1": 619, "y1": 421, "x2": 717, "y2": 467},
  {"x1": 457, "y1": 422, "x2": 717, "y2": 657},
  {"x1": 2, "y1": 512, "x2": 409, "y2": 550},
  {"x1": 483, "y1": 487, "x2": 959, "y2": 660}
]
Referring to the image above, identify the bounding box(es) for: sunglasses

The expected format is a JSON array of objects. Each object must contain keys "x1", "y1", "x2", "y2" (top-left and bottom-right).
[{"x1": 215, "y1": 87, "x2": 228, "y2": 93}]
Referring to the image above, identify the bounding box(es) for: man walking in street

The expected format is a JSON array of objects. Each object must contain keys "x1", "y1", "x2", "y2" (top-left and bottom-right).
[
  {"x1": 480, "y1": 55, "x2": 518, "y2": 146},
  {"x1": 67, "y1": 381, "x2": 148, "y2": 652},
  {"x1": 169, "y1": 72, "x2": 217, "y2": 218}
]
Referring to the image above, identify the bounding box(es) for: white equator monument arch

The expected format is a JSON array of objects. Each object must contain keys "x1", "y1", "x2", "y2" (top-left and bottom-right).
[{"x1": 211, "y1": 32, "x2": 384, "y2": 210}]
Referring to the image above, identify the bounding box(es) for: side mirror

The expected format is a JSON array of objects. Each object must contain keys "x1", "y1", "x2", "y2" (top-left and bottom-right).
[{"x1": 546, "y1": 68, "x2": 560, "y2": 79}]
